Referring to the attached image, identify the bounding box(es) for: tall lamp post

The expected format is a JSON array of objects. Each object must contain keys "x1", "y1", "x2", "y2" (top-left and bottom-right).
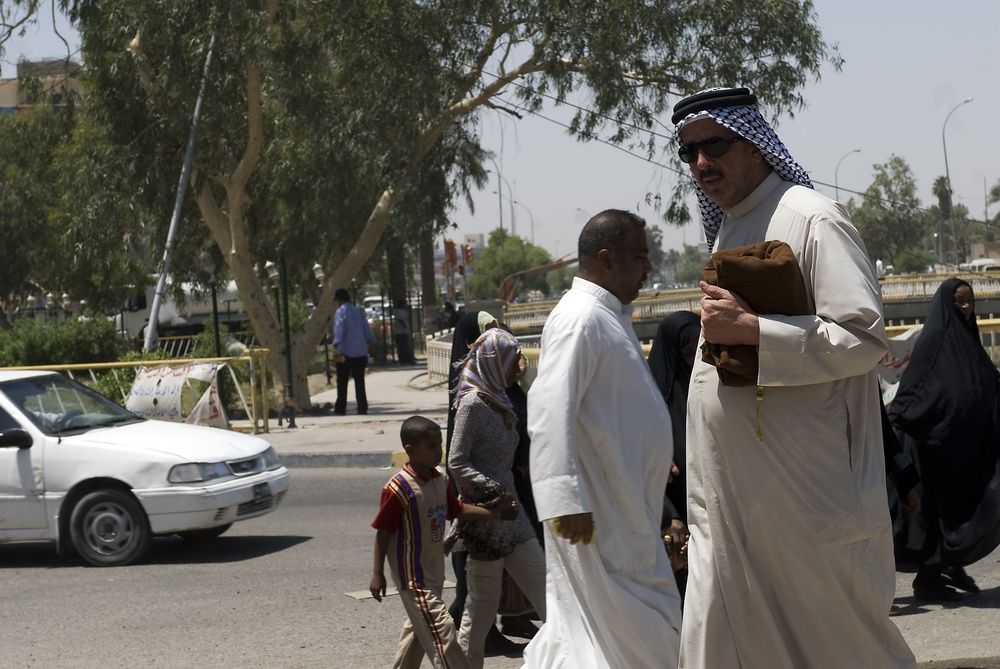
[
  {"x1": 487, "y1": 157, "x2": 514, "y2": 236},
  {"x1": 313, "y1": 262, "x2": 332, "y2": 384},
  {"x1": 943, "y1": 97, "x2": 973, "y2": 266},
  {"x1": 514, "y1": 200, "x2": 535, "y2": 244},
  {"x1": 265, "y1": 247, "x2": 296, "y2": 428},
  {"x1": 834, "y1": 148, "x2": 860, "y2": 202},
  {"x1": 199, "y1": 251, "x2": 222, "y2": 358}
]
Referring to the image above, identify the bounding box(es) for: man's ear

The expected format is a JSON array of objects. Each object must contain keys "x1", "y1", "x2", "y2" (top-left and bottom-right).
[{"x1": 595, "y1": 248, "x2": 615, "y2": 273}]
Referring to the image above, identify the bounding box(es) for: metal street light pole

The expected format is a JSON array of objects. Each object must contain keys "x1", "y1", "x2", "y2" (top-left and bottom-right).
[
  {"x1": 514, "y1": 200, "x2": 535, "y2": 244},
  {"x1": 199, "y1": 251, "x2": 222, "y2": 358},
  {"x1": 943, "y1": 97, "x2": 973, "y2": 266},
  {"x1": 835, "y1": 148, "x2": 860, "y2": 202},
  {"x1": 487, "y1": 157, "x2": 512, "y2": 236},
  {"x1": 277, "y1": 242, "x2": 295, "y2": 428}
]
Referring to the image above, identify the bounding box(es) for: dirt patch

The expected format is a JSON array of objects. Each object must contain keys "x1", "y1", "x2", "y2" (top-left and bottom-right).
[{"x1": 307, "y1": 373, "x2": 334, "y2": 395}]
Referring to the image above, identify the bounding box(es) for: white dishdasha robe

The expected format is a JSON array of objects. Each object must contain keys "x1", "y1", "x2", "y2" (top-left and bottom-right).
[
  {"x1": 680, "y1": 172, "x2": 916, "y2": 669},
  {"x1": 524, "y1": 277, "x2": 682, "y2": 669}
]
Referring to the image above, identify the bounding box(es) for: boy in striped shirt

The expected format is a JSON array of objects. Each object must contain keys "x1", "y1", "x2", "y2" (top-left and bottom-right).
[{"x1": 371, "y1": 416, "x2": 516, "y2": 669}]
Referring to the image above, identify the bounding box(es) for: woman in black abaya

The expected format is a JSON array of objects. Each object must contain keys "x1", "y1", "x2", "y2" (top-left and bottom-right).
[
  {"x1": 647, "y1": 310, "x2": 700, "y2": 598},
  {"x1": 888, "y1": 278, "x2": 1000, "y2": 600}
]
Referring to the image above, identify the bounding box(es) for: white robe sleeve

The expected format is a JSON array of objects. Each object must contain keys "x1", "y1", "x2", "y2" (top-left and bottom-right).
[{"x1": 757, "y1": 209, "x2": 887, "y2": 386}]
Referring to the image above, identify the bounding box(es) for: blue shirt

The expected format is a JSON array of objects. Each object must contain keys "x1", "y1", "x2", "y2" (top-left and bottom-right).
[{"x1": 333, "y1": 302, "x2": 374, "y2": 357}]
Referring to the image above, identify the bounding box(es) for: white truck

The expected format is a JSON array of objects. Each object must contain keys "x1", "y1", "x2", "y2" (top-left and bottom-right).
[{"x1": 114, "y1": 280, "x2": 245, "y2": 341}]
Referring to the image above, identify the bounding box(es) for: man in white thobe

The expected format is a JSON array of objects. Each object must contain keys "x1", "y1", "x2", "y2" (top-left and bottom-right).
[
  {"x1": 672, "y1": 87, "x2": 916, "y2": 668},
  {"x1": 524, "y1": 209, "x2": 682, "y2": 669}
]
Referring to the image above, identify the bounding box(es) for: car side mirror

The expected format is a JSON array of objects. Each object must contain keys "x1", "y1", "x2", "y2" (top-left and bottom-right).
[{"x1": 0, "y1": 428, "x2": 33, "y2": 449}]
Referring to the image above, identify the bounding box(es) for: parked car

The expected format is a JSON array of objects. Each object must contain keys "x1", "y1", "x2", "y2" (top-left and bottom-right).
[{"x1": 0, "y1": 370, "x2": 290, "y2": 566}]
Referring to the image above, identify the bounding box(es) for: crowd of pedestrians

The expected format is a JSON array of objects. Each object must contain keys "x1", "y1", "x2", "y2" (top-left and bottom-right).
[{"x1": 363, "y1": 86, "x2": 1000, "y2": 669}]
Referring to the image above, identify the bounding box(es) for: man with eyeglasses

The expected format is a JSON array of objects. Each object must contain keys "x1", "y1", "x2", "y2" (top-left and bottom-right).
[{"x1": 672, "y1": 88, "x2": 916, "y2": 669}]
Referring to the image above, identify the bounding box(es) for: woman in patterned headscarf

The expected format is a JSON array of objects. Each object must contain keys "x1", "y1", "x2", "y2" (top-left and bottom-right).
[{"x1": 447, "y1": 328, "x2": 546, "y2": 669}]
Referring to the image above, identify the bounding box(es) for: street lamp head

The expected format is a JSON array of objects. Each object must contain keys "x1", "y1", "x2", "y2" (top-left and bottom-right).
[
  {"x1": 198, "y1": 250, "x2": 216, "y2": 275},
  {"x1": 264, "y1": 260, "x2": 279, "y2": 283}
]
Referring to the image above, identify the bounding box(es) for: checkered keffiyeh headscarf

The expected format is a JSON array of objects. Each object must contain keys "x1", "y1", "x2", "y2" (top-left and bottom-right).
[
  {"x1": 452, "y1": 328, "x2": 521, "y2": 428},
  {"x1": 672, "y1": 87, "x2": 813, "y2": 251}
]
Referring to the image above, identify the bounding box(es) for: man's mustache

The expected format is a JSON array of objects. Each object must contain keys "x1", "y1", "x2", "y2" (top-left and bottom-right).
[{"x1": 698, "y1": 168, "x2": 724, "y2": 180}]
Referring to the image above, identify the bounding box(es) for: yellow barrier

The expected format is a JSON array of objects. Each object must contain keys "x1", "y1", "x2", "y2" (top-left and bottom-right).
[{"x1": 2, "y1": 349, "x2": 273, "y2": 434}]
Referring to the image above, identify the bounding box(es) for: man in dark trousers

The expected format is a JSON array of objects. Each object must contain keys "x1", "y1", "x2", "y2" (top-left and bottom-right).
[{"x1": 332, "y1": 288, "x2": 374, "y2": 415}]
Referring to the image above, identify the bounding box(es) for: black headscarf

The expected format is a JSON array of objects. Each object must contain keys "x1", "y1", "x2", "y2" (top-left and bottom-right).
[
  {"x1": 890, "y1": 278, "x2": 996, "y2": 445},
  {"x1": 888, "y1": 278, "x2": 1000, "y2": 567},
  {"x1": 648, "y1": 312, "x2": 701, "y2": 447},
  {"x1": 449, "y1": 311, "x2": 483, "y2": 388}
]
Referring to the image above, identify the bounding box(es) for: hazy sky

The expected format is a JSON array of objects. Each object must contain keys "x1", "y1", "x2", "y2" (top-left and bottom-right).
[{"x1": 7, "y1": 1, "x2": 999, "y2": 261}]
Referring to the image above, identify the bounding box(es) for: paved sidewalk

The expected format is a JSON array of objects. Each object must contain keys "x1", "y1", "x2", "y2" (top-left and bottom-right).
[{"x1": 265, "y1": 362, "x2": 447, "y2": 468}]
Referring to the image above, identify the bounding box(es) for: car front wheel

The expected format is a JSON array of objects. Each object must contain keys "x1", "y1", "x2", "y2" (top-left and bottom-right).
[{"x1": 70, "y1": 489, "x2": 152, "y2": 567}]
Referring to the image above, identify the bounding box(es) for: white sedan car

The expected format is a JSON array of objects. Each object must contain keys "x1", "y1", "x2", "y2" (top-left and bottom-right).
[{"x1": 0, "y1": 370, "x2": 290, "y2": 566}]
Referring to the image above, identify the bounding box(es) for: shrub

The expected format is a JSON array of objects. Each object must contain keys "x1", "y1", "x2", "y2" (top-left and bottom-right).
[{"x1": 0, "y1": 314, "x2": 124, "y2": 367}]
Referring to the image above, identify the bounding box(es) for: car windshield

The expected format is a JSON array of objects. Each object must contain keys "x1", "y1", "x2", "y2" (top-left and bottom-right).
[{"x1": 0, "y1": 374, "x2": 144, "y2": 436}]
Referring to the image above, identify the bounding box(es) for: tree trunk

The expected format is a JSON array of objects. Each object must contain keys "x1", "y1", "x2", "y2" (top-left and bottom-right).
[
  {"x1": 387, "y1": 246, "x2": 406, "y2": 306},
  {"x1": 419, "y1": 235, "x2": 438, "y2": 335}
]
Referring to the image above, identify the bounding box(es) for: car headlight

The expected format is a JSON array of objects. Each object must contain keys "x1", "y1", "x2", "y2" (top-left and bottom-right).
[
  {"x1": 261, "y1": 446, "x2": 279, "y2": 469},
  {"x1": 168, "y1": 461, "x2": 231, "y2": 483}
]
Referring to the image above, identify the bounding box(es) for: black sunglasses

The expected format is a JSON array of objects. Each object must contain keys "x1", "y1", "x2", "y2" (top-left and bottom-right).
[{"x1": 677, "y1": 136, "x2": 744, "y2": 164}]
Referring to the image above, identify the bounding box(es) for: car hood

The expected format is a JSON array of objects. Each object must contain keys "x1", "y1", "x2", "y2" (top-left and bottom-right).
[{"x1": 71, "y1": 420, "x2": 273, "y2": 462}]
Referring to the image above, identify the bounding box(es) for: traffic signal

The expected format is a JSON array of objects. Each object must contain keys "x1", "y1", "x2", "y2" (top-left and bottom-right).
[
  {"x1": 445, "y1": 238, "x2": 457, "y2": 266},
  {"x1": 463, "y1": 244, "x2": 474, "y2": 265}
]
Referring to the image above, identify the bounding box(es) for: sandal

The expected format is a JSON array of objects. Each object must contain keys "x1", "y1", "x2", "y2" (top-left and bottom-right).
[{"x1": 942, "y1": 566, "x2": 980, "y2": 593}]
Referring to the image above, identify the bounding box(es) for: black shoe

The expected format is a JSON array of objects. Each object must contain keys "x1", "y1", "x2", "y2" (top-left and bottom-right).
[
  {"x1": 942, "y1": 566, "x2": 980, "y2": 593},
  {"x1": 500, "y1": 615, "x2": 538, "y2": 639},
  {"x1": 484, "y1": 626, "x2": 524, "y2": 656},
  {"x1": 913, "y1": 571, "x2": 963, "y2": 601},
  {"x1": 333, "y1": 408, "x2": 346, "y2": 416}
]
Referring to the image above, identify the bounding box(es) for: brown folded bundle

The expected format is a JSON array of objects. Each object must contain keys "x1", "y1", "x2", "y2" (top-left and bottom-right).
[{"x1": 700, "y1": 240, "x2": 810, "y2": 386}]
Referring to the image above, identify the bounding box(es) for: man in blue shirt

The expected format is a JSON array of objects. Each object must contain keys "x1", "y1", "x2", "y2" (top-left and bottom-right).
[{"x1": 333, "y1": 288, "x2": 375, "y2": 415}]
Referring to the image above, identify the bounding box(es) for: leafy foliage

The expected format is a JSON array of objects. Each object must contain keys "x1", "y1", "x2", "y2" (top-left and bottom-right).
[
  {"x1": 0, "y1": 104, "x2": 77, "y2": 310},
  {"x1": 467, "y1": 228, "x2": 552, "y2": 299},
  {"x1": 0, "y1": 313, "x2": 124, "y2": 367},
  {"x1": 675, "y1": 243, "x2": 708, "y2": 284},
  {"x1": 894, "y1": 247, "x2": 933, "y2": 274},
  {"x1": 848, "y1": 156, "x2": 932, "y2": 266},
  {"x1": 33, "y1": 0, "x2": 837, "y2": 406}
]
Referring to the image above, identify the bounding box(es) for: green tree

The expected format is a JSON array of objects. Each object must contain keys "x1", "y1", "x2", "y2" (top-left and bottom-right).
[
  {"x1": 663, "y1": 248, "x2": 682, "y2": 284},
  {"x1": 926, "y1": 176, "x2": 975, "y2": 267},
  {"x1": 894, "y1": 247, "x2": 933, "y2": 274},
  {"x1": 646, "y1": 225, "x2": 666, "y2": 283},
  {"x1": 56, "y1": 0, "x2": 837, "y2": 407},
  {"x1": 547, "y1": 264, "x2": 577, "y2": 297},
  {"x1": 675, "y1": 243, "x2": 707, "y2": 284},
  {"x1": 848, "y1": 156, "x2": 932, "y2": 267},
  {"x1": 0, "y1": 105, "x2": 80, "y2": 323},
  {"x1": 469, "y1": 228, "x2": 551, "y2": 300}
]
